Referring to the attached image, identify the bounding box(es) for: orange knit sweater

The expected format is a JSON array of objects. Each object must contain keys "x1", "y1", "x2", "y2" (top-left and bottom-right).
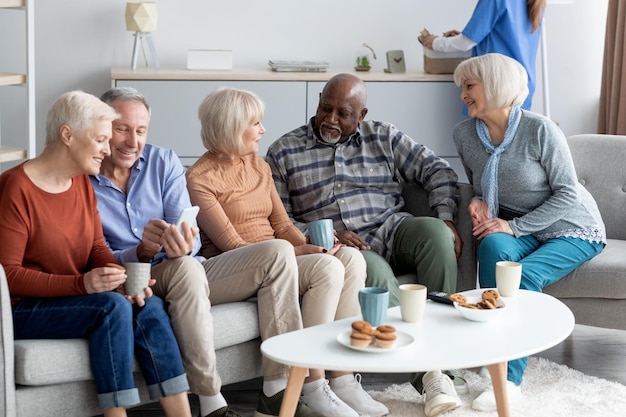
[{"x1": 186, "y1": 152, "x2": 305, "y2": 258}]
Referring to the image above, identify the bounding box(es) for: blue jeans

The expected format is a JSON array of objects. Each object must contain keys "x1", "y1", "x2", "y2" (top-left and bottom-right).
[
  {"x1": 477, "y1": 233, "x2": 604, "y2": 385},
  {"x1": 12, "y1": 292, "x2": 189, "y2": 409}
]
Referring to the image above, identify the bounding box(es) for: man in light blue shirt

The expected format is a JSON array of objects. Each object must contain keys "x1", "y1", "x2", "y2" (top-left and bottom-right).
[{"x1": 91, "y1": 87, "x2": 309, "y2": 417}]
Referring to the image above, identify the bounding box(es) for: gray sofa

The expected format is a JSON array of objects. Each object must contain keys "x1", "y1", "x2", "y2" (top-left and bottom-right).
[
  {"x1": 1, "y1": 133, "x2": 623, "y2": 416},
  {"x1": 543, "y1": 134, "x2": 626, "y2": 329}
]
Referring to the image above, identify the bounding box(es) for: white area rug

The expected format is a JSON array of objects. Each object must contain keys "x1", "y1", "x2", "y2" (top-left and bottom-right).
[{"x1": 367, "y1": 357, "x2": 626, "y2": 417}]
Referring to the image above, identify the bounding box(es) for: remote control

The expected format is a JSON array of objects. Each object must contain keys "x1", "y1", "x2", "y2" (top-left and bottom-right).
[{"x1": 427, "y1": 291, "x2": 454, "y2": 305}]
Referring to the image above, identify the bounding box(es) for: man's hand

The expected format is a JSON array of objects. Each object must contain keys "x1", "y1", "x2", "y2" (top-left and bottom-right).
[
  {"x1": 161, "y1": 221, "x2": 199, "y2": 258},
  {"x1": 443, "y1": 29, "x2": 461, "y2": 37},
  {"x1": 335, "y1": 230, "x2": 370, "y2": 250},
  {"x1": 137, "y1": 219, "x2": 167, "y2": 261},
  {"x1": 84, "y1": 266, "x2": 127, "y2": 294},
  {"x1": 444, "y1": 220, "x2": 463, "y2": 259}
]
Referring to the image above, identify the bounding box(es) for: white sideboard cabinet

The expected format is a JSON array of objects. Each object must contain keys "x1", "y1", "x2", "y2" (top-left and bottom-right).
[{"x1": 112, "y1": 68, "x2": 468, "y2": 180}]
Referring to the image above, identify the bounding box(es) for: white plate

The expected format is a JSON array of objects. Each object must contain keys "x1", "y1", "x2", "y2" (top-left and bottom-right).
[{"x1": 336, "y1": 330, "x2": 415, "y2": 353}]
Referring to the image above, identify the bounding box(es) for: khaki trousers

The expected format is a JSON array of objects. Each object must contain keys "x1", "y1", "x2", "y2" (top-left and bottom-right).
[{"x1": 151, "y1": 239, "x2": 302, "y2": 396}]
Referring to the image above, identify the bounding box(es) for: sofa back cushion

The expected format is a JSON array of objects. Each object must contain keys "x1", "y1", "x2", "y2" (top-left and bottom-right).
[{"x1": 567, "y1": 134, "x2": 626, "y2": 240}]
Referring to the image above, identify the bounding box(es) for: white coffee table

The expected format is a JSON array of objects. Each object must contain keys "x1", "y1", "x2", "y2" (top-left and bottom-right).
[{"x1": 261, "y1": 289, "x2": 574, "y2": 417}]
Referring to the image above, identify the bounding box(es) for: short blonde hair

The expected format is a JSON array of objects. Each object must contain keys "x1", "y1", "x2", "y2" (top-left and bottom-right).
[
  {"x1": 45, "y1": 90, "x2": 119, "y2": 147},
  {"x1": 198, "y1": 87, "x2": 265, "y2": 155},
  {"x1": 453, "y1": 53, "x2": 529, "y2": 110}
]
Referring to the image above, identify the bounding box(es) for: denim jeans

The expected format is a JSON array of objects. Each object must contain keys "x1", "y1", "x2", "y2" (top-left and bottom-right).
[
  {"x1": 477, "y1": 233, "x2": 604, "y2": 385},
  {"x1": 12, "y1": 292, "x2": 189, "y2": 409}
]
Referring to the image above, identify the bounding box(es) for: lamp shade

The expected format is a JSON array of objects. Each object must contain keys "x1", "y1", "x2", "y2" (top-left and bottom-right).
[{"x1": 125, "y1": 2, "x2": 158, "y2": 32}]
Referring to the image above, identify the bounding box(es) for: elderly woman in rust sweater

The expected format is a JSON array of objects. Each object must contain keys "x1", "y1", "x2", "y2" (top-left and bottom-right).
[
  {"x1": 186, "y1": 87, "x2": 388, "y2": 417},
  {"x1": 0, "y1": 91, "x2": 191, "y2": 417}
]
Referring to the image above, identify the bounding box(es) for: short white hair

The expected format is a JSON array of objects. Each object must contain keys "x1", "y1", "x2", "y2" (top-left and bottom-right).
[{"x1": 453, "y1": 53, "x2": 529, "y2": 110}]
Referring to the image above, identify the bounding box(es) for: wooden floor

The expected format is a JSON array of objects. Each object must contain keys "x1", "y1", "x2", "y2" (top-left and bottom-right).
[{"x1": 125, "y1": 324, "x2": 626, "y2": 416}]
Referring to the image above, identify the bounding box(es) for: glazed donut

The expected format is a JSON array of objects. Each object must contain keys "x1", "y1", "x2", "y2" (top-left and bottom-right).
[{"x1": 106, "y1": 262, "x2": 125, "y2": 270}]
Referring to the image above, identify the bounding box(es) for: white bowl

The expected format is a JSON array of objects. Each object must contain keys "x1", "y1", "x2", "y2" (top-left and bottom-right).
[{"x1": 453, "y1": 292, "x2": 507, "y2": 322}]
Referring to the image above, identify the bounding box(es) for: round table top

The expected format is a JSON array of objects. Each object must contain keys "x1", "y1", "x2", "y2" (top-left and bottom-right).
[{"x1": 261, "y1": 289, "x2": 575, "y2": 373}]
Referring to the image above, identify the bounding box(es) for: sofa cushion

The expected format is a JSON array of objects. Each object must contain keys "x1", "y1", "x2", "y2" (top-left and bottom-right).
[
  {"x1": 544, "y1": 239, "x2": 626, "y2": 300},
  {"x1": 14, "y1": 301, "x2": 260, "y2": 386}
]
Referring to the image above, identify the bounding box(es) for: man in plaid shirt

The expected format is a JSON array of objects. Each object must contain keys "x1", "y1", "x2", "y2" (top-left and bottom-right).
[{"x1": 267, "y1": 73, "x2": 462, "y2": 306}]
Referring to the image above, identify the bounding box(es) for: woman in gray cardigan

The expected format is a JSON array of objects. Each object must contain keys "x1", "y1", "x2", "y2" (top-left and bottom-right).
[{"x1": 452, "y1": 53, "x2": 605, "y2": 411}]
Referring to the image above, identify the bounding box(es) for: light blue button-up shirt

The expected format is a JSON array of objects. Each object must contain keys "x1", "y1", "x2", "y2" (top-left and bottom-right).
[{"x1": 90, "y1": 143, "x2": 201, "y2": 265}]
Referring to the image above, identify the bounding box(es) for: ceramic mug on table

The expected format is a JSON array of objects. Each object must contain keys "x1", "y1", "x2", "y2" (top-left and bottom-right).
[
  {"x1": 307, "y1": 219, "x2": 334, "y2": 250},
  {"x1": 398, "y1": 284, "x2": 427, "y2": 323},
  {"x1": 358, "y1": 287, "x2": 389, "y2": 327},
  {"x1": 496, "y1": 261, "x2": 522, "y2": 297},
  {"x1": 123, "y1": 262, "x2": 152, "y2": 297}
]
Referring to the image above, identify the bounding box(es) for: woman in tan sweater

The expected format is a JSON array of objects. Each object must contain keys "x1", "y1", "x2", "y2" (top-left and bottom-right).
[{"x1": 186, "y1": 87, "x2": 388, "y2": 417}]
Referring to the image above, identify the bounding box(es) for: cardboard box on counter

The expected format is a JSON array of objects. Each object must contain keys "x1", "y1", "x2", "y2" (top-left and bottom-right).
[{"x1": 422, "y1": 48, "x2": 470, "y2": 74}]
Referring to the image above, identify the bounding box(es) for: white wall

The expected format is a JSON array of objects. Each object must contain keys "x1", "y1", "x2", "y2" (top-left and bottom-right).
[{"x1": 0, "y1": 0, "x2": 609, "y2": 155}]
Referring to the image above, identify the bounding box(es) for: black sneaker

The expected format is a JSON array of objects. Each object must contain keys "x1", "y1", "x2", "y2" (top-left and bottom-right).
[
  {"x1": 254, "y1": 389, "x2": 325, "y2": 417},
  {"x1": 201, "y1": 406, "x2": 242, "y2": 417}
]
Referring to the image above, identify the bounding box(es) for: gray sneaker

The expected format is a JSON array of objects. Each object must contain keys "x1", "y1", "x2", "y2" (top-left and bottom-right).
[{"x1": 421, "y1": 370, "x2": 462, "y2": 417}]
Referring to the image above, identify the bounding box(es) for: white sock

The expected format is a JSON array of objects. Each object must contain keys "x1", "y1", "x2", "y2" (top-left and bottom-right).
[
  {"x1": 199, "y1": 393, "x2": 227, "y2": 417},
  {"x1": 302, "y1": 378, "x2": 325, "y2": 394},
  {"x1": 263, "y1": 377, "x2": 288, "y2": 397},
  {"x1": 329, "y1": 374, "x2": 354, "y2": 389}
]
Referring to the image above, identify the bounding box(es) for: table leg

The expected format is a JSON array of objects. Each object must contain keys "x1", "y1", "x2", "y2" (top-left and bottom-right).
[
  {"x1": 487, "y1": 362, "x2": 510, "y2": 417},
  {"x1": 278, "y1": 366, "x2": 307, "y2": 417}
]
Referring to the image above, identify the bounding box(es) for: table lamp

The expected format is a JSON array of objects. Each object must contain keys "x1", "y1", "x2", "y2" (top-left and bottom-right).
[{"x1": 125, "y1": 1, "x2": 160, "y2": 70}]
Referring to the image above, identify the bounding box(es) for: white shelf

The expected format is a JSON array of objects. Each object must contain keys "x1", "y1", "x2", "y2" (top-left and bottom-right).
[
  {"x1": 0, "y1": 146, "x2": 27, "y2": 163},
  {"x1": 0, "y1": 72, "x2": 26, "y2": 86},
  {"x1": 0, "y1": 0, "x2": 34, "y2": 167},
  {"x1": 0, "y1": 0, "x2": 25, "y2": 8}
]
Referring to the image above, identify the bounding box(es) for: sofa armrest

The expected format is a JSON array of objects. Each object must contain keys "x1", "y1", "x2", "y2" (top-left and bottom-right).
[
  {"x1": 0, "y1": 264, "x2": 16, "y2": 417},
  {"x1": 401, "y1": 183, "x2": 477, "y2": 292}
]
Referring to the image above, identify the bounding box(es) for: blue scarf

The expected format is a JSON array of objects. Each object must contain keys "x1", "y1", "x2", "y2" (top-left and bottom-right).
[{"x1": 476, "y1": 106, "x2": 522, "y2": 218}]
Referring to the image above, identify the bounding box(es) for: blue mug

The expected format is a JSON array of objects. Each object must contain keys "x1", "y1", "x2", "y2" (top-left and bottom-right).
[
  {"x1": 307, "y1": 219, "x2": 334, "y2": 250},
  {"x1": 358, "y1": 287, "x2": 389, "y2": 327}
]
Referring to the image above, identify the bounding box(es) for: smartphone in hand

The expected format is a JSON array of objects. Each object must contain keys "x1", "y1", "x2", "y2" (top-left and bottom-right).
[{"x1": 175, "y1": 206, "x2": 199, "y2": 235}]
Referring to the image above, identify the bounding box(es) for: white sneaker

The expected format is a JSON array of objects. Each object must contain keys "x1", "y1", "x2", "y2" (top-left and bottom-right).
[
  {"x1": 471, "y1": 381, "x2": 522, "y2": 411},
  {"x1": 447, "y1": 370, "x2": 469, "y2": 395},
  {"x1": 422, "y1": 370, "x2": 462, "y2": 417},
  {"x1": 301, "y1": 379, "x2": 359, "y2": 417},
  {"x1": 330, "y1": 374, "x2": 389, "y2": 417}
]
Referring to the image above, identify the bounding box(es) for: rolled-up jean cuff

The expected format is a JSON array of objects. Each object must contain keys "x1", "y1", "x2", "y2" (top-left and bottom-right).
[
  {"x1": 98, "y1": 388, "x2": 140, "y2": 409},
  {"x1": 147, "y1": 374, "x2": 190, "y2": 401}
]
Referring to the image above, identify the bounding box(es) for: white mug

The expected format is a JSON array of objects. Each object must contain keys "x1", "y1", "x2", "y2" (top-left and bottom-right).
[
  {"x1": 496, "y1": 261, "x2": 522, "y2": 297},
  {"x1": 398, "y1": 284, "x2": 427, "y2": 323}
]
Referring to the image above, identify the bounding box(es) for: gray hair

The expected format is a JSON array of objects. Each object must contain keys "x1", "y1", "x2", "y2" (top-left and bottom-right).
[
  {"x1": 453, "y1": 53, "x2": 529, "y2": 110},
  {"x1": 198, "y1": 87, "x2": 265, "y2": 155},
  {"x1": 45, "y1": 90, "x2": 119, "y2": 147},
  {"x1": 100, "y1": 86, "x2": 151, "y2": 114}
]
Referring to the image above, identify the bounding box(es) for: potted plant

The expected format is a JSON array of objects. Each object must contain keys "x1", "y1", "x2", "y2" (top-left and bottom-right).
[
  {"x1": 354, "y1": 42, "x2": 376, "y2": 72},
  {"x1": 355, "y1": 55, "x2": 371, "y2": 71}
]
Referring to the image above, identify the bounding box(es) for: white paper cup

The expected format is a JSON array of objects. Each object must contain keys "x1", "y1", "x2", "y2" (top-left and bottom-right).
[
  {"x1": 123, "y1": 262, "x2": 151, "y2": 297},
  {"x1": 496, "y1": 261, "x2": 522, "y2": 297},
  {"x1": 399, "y1": 284, "x2": 427, "y2": 323}
]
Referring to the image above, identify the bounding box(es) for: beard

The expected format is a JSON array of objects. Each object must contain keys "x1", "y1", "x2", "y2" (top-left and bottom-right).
[{"x1": 319, "y1": 122, "x2": 342, "y2": 144}]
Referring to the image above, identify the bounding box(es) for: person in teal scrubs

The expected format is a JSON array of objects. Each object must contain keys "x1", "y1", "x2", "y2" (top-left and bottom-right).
[{"x1": 420, "y1": 0, "x2": 546, "y2": 110}]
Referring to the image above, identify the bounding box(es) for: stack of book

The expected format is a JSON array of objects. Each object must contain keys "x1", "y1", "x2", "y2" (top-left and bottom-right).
[{"x1": 268, "y1": 60, "x2": 329, "y2": 72}]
